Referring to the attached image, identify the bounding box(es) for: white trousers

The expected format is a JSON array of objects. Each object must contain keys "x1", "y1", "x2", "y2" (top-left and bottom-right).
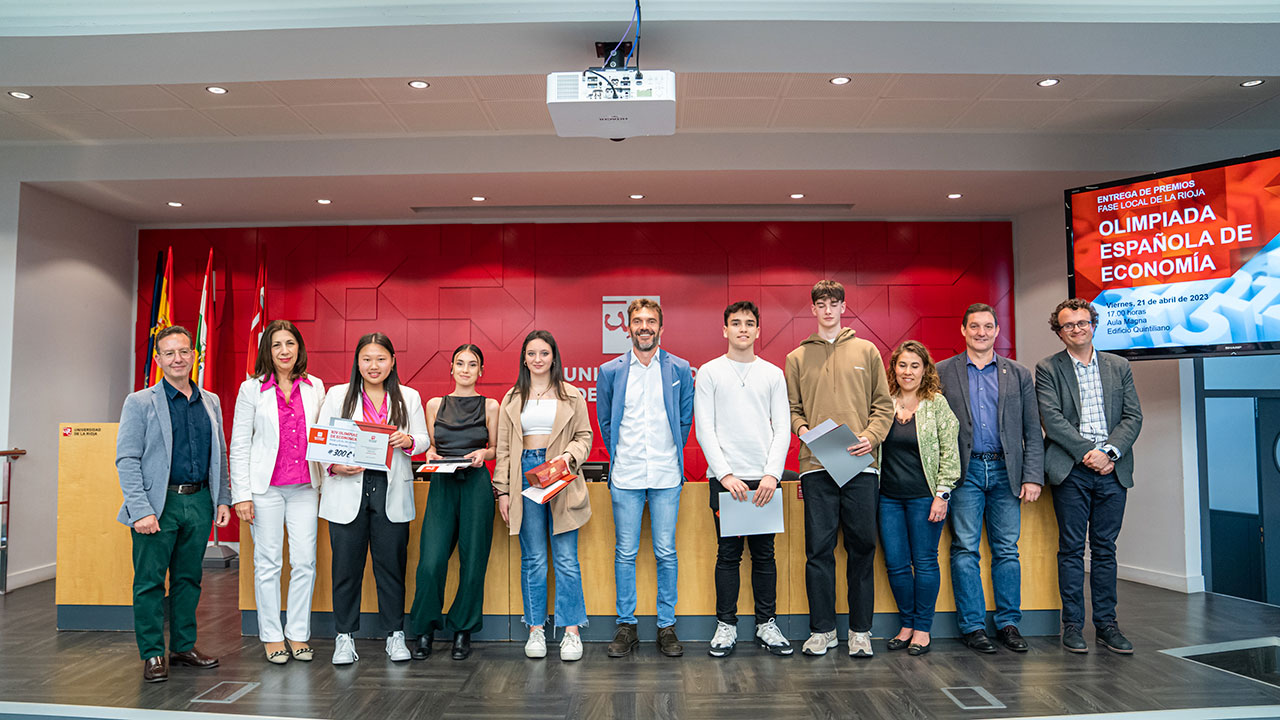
[{"x1": 251, "y1": 483, "x2": 319, "y2": 643}]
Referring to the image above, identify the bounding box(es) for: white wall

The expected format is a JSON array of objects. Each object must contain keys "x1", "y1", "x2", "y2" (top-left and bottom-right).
[
  {"x1": 1013, "y1": 201, "x2": 1204, "y2": 593},
  {"x1": 5, "y1": 185, "x2": 135, "y2": 589}
]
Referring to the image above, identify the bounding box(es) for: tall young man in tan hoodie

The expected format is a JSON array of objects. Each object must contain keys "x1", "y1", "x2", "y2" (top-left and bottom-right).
[{"x1": 785, "y1": 280, "x2": 893, "y2": 657}]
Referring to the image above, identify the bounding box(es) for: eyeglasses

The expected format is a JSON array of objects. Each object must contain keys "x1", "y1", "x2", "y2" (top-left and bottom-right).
[
  {"x1": 158, "y1": 349, "x2": 194, "y2": 360},
  {"x1": 1058, "y1": 321, "x2": 1093, "y2": 332}
]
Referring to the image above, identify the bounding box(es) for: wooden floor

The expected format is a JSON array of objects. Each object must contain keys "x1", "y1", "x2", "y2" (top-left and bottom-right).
[{"x1": 4, "y1": 569, "x2": 1280, "y2": 720}]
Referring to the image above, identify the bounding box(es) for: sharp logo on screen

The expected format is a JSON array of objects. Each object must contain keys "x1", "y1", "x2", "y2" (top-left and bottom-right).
[{"x1": 602, "y1": 295, "x2": 660, "y2": 354}]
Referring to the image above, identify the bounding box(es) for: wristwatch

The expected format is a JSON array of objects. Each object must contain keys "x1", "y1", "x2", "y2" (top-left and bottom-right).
[
  {"x1": 1104, "y1": 447, "x2": 1121, "y2": 461},
  {"x1": 936, "y1": 490, "x2": 951, "y2": 502}
]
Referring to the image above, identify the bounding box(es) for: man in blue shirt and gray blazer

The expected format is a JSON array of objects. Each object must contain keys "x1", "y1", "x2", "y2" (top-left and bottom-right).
[
  {"x1": 596, "y1": 298, "x2": 695, "y2": 658},
  {"x1": 937, "y1": 303, "x2": 1043, "y2": 655},
  {"x1": 116, "y1": 326, "x2": 232, "y2": 682}
]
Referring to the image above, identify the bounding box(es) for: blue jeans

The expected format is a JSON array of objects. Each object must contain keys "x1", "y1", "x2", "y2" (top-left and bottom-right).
[
  {"x1": 517, "y1": 449, "x2": 587, "y2": 629},
  {"x1": 949, "y1": 457, "x2": 1024, "y2": 633},
  {"x1": 611, "y1": 484, "x2": 682, "y2": 628},
  {"x1": 878, "y1": 495, "x2": 944, "y2": 633}
]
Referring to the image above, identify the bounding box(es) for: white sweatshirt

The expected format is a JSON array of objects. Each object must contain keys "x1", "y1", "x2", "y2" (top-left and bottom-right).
[{"x1": 694, "y1": 355, "x2": 791, "y2": 481}]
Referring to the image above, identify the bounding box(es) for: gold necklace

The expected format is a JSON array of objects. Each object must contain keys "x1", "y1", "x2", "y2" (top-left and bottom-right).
[{"x1": 894, "y1": 396, "x2": 919, "y2": 425}]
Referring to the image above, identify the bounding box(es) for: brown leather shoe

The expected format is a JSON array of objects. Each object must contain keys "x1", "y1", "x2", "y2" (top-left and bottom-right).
[
  {"x1": 607, "y1": 623, "x2": 639, "y2": 657},
  {"x1": 143, "y1": 656, "x2": 168, "y2": 682},
  {"x1": 657, "y1": 626, "x2": 684, "y2": 657},
  {"x1": 170, "y1": 648, "x2": 220, "y2": 669}
]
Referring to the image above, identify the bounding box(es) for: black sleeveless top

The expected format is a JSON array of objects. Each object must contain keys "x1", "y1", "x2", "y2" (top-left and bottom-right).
[
  {"x1": 879, "y1": 416, "x2": 930, "y2": 499},
  {"x1": 433, "y1": 395, "x2": 488, "y2": 456}
]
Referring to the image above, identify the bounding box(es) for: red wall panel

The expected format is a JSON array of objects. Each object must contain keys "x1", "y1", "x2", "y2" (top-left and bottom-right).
[{"x1": 138, "y1": 221, "x2": 1015, "y2": 540}]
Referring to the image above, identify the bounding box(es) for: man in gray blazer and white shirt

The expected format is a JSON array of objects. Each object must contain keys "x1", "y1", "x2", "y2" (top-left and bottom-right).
[
  {"x1": 1036, "y1": 298, "x2": 1142, "y2": 655},
  {"x1": 117, "y1": 326, "x2": 232, "y2": 682},
  {"x1": 937, "y1": 303, "x2": 1043, "y2": 655}
]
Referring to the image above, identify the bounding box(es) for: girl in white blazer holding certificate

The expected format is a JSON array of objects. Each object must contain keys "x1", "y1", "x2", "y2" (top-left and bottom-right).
[
  {"x1": 317, "y1": 332, "x2": 429, "y2": 666},
  {"x1": 229, "y1": 320, "x2": 326, "y2": 665}
]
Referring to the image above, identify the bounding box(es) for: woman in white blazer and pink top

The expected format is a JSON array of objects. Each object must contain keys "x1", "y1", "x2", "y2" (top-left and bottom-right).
[
  {"x1": 229, "y1": 320, "x2": 326, "y2": 665},
  {"x1": 317, "y1": 332, "x2": 428, "y2": 665}
]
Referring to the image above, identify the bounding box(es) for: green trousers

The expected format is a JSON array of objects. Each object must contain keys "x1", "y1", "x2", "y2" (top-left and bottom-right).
[
  {"x1": 131, "y1": 487, "x2": 213, "y2": 660},
  {"x1": 409, "y1": 466, "x2": 495, "y2": 635}
]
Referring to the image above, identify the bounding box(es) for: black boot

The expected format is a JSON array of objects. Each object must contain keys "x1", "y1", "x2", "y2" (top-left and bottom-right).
[
  {"x1": 413, "y1": 634, "x2": 432, "y2": 660},
  {"x1": 451, "y1": 631, "x2": 472, "y2": 660}
]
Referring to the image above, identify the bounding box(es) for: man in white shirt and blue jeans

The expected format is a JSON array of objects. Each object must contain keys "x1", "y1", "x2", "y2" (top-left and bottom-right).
[
  {"x1": 695, "y1": 301, "x2": 794, "y2": 657},
  {"x1": 597, "y1": 298, "x2": 695, "y2": 658}
]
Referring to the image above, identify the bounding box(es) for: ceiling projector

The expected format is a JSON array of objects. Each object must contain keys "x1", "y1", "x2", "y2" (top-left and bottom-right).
[{"x1": 546, "y1": 69, "x2": 675, "y2": 139}]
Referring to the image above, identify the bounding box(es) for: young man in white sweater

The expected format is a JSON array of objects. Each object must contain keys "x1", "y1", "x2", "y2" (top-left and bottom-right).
[{"x1": 694, "y1": 301, "x2": 794, "y2": 657}]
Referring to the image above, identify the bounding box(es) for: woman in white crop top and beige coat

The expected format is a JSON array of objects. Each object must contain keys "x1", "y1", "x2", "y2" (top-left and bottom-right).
[{"x1": 494, "y1": 330, "x2": 593, "y2": 662}]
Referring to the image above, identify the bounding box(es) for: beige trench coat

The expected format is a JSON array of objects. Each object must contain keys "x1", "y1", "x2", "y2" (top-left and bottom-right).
[{"x1": 493, "y1": 383, "x2": 594, "y2": 535}]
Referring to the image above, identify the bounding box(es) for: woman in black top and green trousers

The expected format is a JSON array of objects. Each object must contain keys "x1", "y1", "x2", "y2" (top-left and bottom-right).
[{"x1": 410, "y1": 345, "x2": 500, "y2": 660}]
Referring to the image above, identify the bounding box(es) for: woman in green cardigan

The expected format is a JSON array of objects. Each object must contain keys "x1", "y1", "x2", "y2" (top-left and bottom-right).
[{"x1": 878, "y1": 339, "x2": 960, "y2": 656}]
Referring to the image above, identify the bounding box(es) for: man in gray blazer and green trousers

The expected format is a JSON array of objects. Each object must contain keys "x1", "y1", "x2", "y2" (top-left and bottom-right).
[
  {"x1": 1035, "y1": 299, "x2": 1142, "y2": 656},
  {"x1": 116, "y1": 326, "x2": 232, "y2": 682}
]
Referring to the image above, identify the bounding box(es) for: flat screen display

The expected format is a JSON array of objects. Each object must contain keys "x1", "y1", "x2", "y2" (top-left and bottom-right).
[{"x1": 1066, "y1": 149, "x2": 1280, "y2": 360}]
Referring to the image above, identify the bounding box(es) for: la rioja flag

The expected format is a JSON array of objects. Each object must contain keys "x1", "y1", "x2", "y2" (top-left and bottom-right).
[
  {"x1": 245, "y1": 252, "x2": 267, "y2": 378},
  {"x1": 191, "y1": 248, "x2": 216, "y2": 389}
]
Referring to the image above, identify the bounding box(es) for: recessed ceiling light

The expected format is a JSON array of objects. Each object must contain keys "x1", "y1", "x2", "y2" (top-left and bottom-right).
[
  {"x1": 790, "y1": 193, "x2": 805, "y2": 199},
  {"x1": 629, "y1": 194, "x2": 645, "y2": 200},
  {"x1": 1240, "y1": 79, "x2": 1266, "y2": 88},
  {"x1": 829, "y1": 76, "x2": 851, "y2": 86},
  {"x1": 7, "y1": 91, "x2": 32, "y2": 100},
  {"x1": 316, "y1": 199, "x2": 332, "y2": 205},
  {"x1": 408, "y1": 80, "x2": 430, "y2": 89},
  {"x1": 167, "y1": 201, "x2": 183, "y2": 208},
  {"x1": 471, "y1": 196, "x2": 486, "y2": 202},
  {"x1": 947, "y1": 193, "x2": 963, "y2": 199},
  {"x1": 205, "y1": 86, "x2": 228, "y2": 95},
  {"x1": 1036, "y1": 78, "x2": 1061, "y2": 88}
]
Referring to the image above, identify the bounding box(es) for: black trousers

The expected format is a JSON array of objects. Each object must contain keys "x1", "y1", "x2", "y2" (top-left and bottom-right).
[
  {"x1": 801, "y1": 470, "x2": 878, "y2": 633},
  {"x1": 1052, "y1": 464, "x2": 1127, "y2": 629},
  {"x1": 709, "y1": 476, "x2": 777, "y2": 625},
  {"x1": 329, "y1": 471, "x2": 410, "y2": 635}
]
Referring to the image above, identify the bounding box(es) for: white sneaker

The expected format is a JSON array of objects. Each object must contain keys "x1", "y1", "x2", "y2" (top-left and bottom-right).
[
  {"x1": 849, "y1": 630, "x2": 873, "y2": 658},
  {"x1": 560, "y1": 631, "x2": 583, "y2": 662},
  {"x1": 525, "y1": 626, "x2": 547, "y2": 659},
  {"x1": 802, "y1": 630, "x2": 838, "y2": 656},
  {"x1": 755, "y1": 619, "x2": 794, "y2": 656},
  {"x1": 708, "y1": 621, "x2": 738, "y2": 658},
  {"x1": 332, "y1": 633, "x2": 358, "y2": 665},
  {"x1": 385, "y1": 631, "x2": 411, "y2": 662}
]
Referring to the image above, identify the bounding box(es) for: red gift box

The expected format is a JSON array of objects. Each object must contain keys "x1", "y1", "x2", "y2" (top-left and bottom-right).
[{"x1": 524, "y1": 457, "x2": 576, "y2": 488}]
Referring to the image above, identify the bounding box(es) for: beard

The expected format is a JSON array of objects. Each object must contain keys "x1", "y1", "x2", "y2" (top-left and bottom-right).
[{"x1": 631, "y1": 332, "x2": 658, "y2": 352}]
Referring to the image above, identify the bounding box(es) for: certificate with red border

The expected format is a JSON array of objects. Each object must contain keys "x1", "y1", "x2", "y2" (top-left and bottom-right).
[{"x1": 306, "y1": 419, "x2": 396, "y2": 471}]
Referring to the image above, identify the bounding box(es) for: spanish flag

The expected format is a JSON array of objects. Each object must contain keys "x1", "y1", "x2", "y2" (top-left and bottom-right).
[
  {"x1": 192, "y1": 248, "x2": 216, "y2": 389},
  {"x1": 145, "y1": 247, "x2": 174, "y2": 386}
]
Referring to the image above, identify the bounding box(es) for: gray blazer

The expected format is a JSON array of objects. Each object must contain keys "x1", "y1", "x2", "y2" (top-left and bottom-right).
[
  {"x1": 936, "y1": 353, "x2": 1044, "y2": 496},
  {"x1": 116, "y1": 381, "x2": 231, "y2": 526},
  {"x1": 1034, "y1": 349, "x2": 1143, "y2": 488}
]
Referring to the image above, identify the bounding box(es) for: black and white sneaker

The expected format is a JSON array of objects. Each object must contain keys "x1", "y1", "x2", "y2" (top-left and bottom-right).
[
  {"x1": 708, "y1": 621, "x2": 738, "y2": 657},
  {"x1": 755, "y1": 619, "x2": 794, "y2": 656}
]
